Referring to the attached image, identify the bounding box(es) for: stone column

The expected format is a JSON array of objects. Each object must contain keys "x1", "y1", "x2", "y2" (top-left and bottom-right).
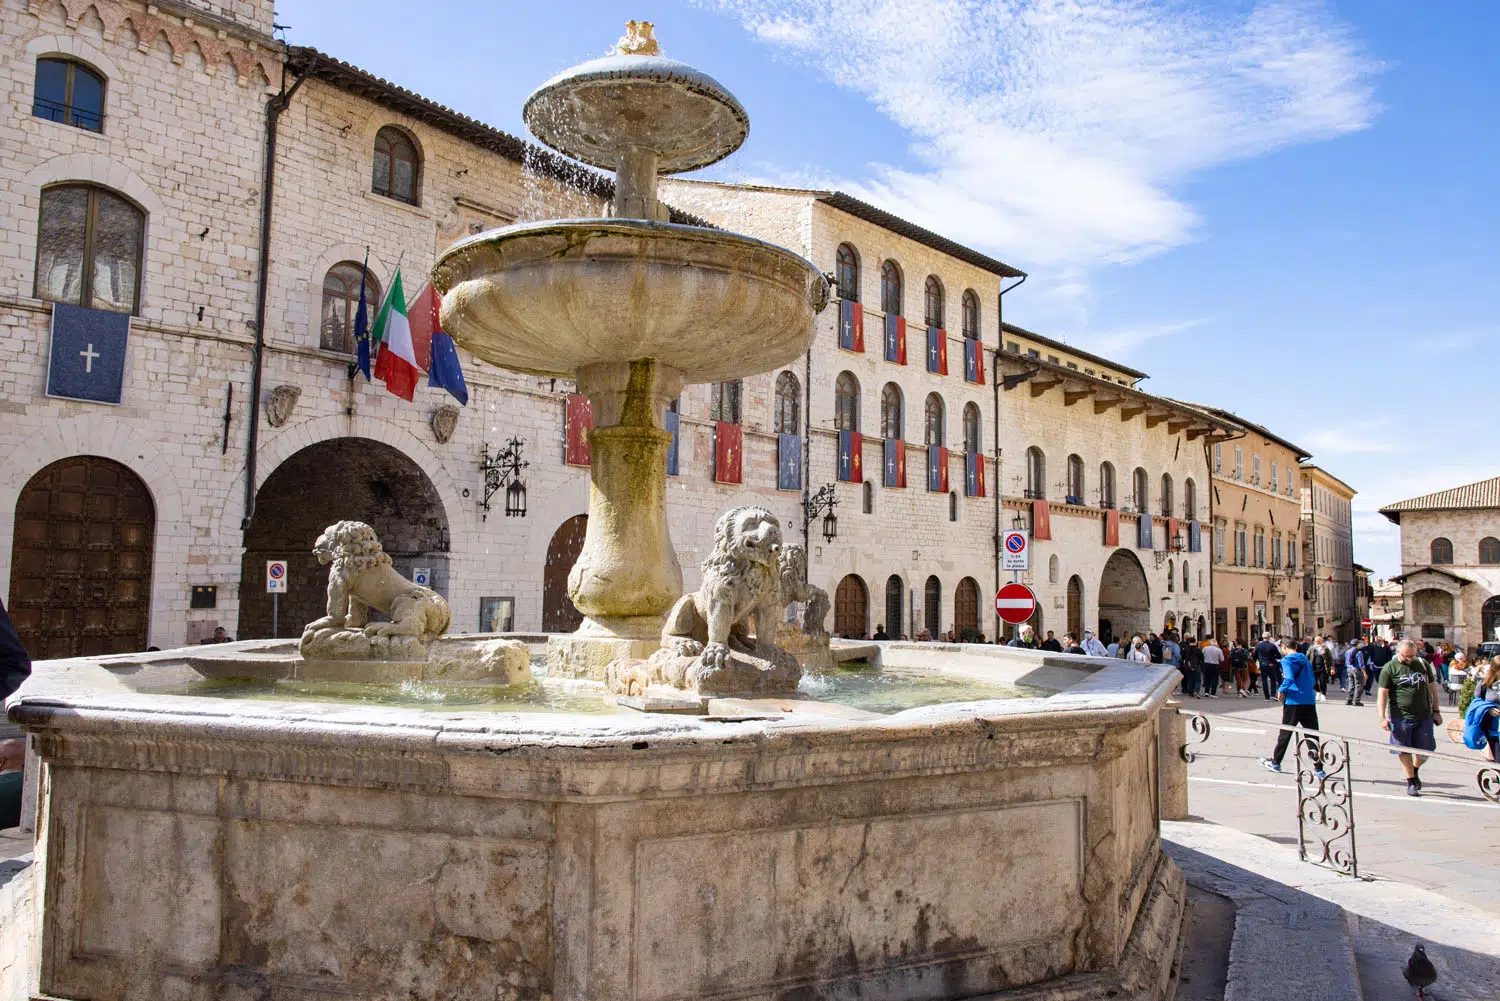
[
  {"x1": 549, "y1": 359, "x2": 685, "y2": 678},
  {"x1": 1158, "y1": 700, "x2": 1189, "y2": 821}
]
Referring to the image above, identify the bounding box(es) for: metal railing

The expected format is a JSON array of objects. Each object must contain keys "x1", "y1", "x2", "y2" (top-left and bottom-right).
[{"x1": 1178, "y1": 710, "x2": 1499, "y2": 878}]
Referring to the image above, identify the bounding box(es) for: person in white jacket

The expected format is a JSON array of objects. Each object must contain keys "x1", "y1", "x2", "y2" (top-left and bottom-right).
[{"x1": 1081, "y1": 630, "x2": 1109, "y2": 658}]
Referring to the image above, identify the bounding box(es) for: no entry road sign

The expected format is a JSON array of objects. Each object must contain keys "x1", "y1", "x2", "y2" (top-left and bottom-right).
[
  {"x1": 994, "y1": 582, "x2": 1037, "y2": 624},
  {"x1": 1360, "y1": 618, "x2": 1373, "y2": 629}
]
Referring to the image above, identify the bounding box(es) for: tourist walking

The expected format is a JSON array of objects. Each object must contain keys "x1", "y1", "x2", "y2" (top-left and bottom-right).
[
  {"x1": 1203, "y1": 637, "x2": 1225, "y2": 697},
  {"x1": 1226, "y1": 640, "x2": 1250, "y2": 696},
  {"x1": 1364, "y1": 637, "x2": 1393, "y2": 698},
  {"x1": 1186, "y1": 635, "x2": 1214, "y2": 697},
  {"x1": 1378, "y1": 638, "x2": 1442, "y2": 796},
  {"x1": 1310, "y1": 636, "x2": 1331, "y2": 695},
  {"x1": 1127, "y1": 636, "x2": 1151, "y2": 663},
  {"x1": 1463, "y1": 656, "x2": 1500, "y2": 762},
  {"x1": 1345, "y1": 638, "x2": 1367, "y2": 706},
  {"x1": 1254, "y1": 634, "x2": 1282, "y2": 700},
  {"x1": 1260, "y1": 638, "x2": 1322, "y2": 775}
]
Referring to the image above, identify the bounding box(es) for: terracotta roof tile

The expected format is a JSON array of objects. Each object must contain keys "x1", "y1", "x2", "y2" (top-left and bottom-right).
[{"x1": 1379, "y1": 475, "x2": 1500, "y2": 523}]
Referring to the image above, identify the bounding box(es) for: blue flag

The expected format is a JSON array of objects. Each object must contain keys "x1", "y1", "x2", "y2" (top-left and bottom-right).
[
  {"x1": 1138, "y1": 514, "x2": 1154, "y2": 549},
  {"x1": 665, "y1": 410, "x2": 680, "y2": 476},
  {"x1": 354, "y1": 253, "x2": 372, "y2": 380},
  {"x1": 47, "y1": 303, "x2": 128, "y2": 404},
  {"x1": 778, "y1": 433, "x2": 802, "y2": 491},
  {"x1": 427, "y1": 330, "x2": 469, "y2": 405}
]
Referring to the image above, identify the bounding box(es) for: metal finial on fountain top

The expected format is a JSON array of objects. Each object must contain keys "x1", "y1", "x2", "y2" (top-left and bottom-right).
[{"x1": 523, "y1": 22, "x2": 749, "y2": 219}]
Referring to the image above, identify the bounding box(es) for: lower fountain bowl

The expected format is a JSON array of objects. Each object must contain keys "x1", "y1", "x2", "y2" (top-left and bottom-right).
[{"x1": 433, "y1": 218, "x2": 829, "y2": 384}]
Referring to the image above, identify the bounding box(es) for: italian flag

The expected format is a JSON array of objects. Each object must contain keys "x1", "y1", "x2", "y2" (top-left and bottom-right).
[{"x1": 372, "y1": 268, "x2": 420, "y2": 401}]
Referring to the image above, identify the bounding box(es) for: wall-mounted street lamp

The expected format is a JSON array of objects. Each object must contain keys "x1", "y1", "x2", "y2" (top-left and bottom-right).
[
  {"x1": 479, "y1": 437, "x2": 528, "y2": 521},
  {"x1": 805, "y1": 483, "x2": 838, "y2": 543},
  {"x1": 1153, "y1": 527, "x2": 1186, "y2": 567}
]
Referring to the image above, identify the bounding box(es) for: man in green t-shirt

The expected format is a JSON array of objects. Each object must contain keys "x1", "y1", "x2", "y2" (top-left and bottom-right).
[{"x1": 1377, "y1": 638, "x2": 1443, "y2": 796}]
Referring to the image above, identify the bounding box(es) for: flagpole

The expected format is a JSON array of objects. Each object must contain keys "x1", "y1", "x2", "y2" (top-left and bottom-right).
[{"x1": 347, "y1": 246, "x2": 370, "y2": 381}]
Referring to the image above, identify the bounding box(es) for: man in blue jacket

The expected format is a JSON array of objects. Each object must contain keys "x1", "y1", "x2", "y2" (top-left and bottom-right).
[
  {"x1": 1253, "y1": 634, "x2": 1282, "y2": 701},
  {"x1": 1345, "y1": 640, "x2": 1367, "y2": 706},
  {"x1": 1260, "y1": 637, "x2": 1321, "y2": 774}
]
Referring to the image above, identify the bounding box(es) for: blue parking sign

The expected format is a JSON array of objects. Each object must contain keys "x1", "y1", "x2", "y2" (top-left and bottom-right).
[{"x1": 47, "y1": 303, "x2": 129, "y2": 405}]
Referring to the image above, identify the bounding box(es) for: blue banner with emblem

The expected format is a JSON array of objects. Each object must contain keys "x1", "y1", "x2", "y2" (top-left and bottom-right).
[
  {"x1": 777, "y1": 433, "x2": 802, "y2": 491},
  {"x1": 664, "y1": 410, "x2": 680, "y2": 476},
  {"x1": 47, "y1": 303, "x2": 129, "y2": 404},
  {"x1": 1138, "y1": 514, "x2": 1154, "y2": 549},
  {"x1": 1189, "y1": 519, "x2": 1202, "y2": 552}
]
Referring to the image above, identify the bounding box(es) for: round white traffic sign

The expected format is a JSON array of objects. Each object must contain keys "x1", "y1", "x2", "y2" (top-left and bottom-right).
[{"x1": 994, "y1": 582, "x2": 1037, "y2": 624}]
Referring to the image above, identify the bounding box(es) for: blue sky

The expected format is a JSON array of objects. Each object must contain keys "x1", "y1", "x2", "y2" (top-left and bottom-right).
[{"x1": 277, "y1": 1, "x2": 1500, "y2": 577}]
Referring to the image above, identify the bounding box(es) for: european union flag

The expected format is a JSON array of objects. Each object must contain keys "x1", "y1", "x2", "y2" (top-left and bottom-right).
[
  {"x1": 778, "y1": 433, "x2": 802, "y2": 490},
  {"x1": 47, "y1": 303, "x2": 128, "y2": 405},
  {"x1": 665, "y1": 410, "x2": 680, "y2": 476}
]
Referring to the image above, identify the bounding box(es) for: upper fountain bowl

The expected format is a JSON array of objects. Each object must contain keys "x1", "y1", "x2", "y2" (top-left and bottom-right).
[{"x1": 524, "y1": 52, "x2": 747, "y2": 175}]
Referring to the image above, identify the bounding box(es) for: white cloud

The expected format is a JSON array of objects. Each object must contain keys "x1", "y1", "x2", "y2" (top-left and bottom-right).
[
  {"x1": 1300, "y1": 425, "x2": 1394, "y2": 455},
  {"x1": 705, "y1": 0, "x2": 1379, "y2": 270},
  {"x1": 1071, "y1": 317, "x2": 1205, "y2": 357}
]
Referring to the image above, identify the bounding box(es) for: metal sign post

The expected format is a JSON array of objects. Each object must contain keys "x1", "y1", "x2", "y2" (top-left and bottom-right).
[{"x1": 266, "y1": 560, "x2": 288, "y2": 639}]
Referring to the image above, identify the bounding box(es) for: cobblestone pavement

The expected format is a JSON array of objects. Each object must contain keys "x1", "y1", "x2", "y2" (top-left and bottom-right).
[{"x1": 1176, "y1": 684, "x2": 1500, "y2": 914}]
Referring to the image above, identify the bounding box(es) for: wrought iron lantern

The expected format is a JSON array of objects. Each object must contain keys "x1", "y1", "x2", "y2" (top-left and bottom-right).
[
  {"x1": 479, "y1": 437, "x2": 528, "y2": 522},
  {"x1": 805, "y1": 483, "x2": 838, "y2": 543}
]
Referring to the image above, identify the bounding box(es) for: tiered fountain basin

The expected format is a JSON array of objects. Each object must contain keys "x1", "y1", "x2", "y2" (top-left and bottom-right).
[{"x1": 7, "y1": 643, "x2": 1186, "y2": 1001}]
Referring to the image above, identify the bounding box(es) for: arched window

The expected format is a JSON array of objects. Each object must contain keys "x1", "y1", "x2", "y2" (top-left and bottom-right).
[
  {"x1": 774, "y1": 370, "x2": 800, "y2": 434},
  {"x1": 1184, "y1": 478, "x2": 1197, "y2": 520},
  {"x1": 949, "y1": 491, "x2": 958, "y2": 522},
  {"x1": 880, "y1": 383, "x2": 903, "y2": 439},
  {"x1": 961, "y1": 289, "x2": 980, "y2": 340},
  {"x1": 863, "y1": 480, "x2": 874, "y2": 514},
  {"x1": 924, "y1": 575, "x2": 942, "y2": 637},
  {"x1": 1048, "y1": 554, "x2": 1059, "y2": 584},
  {"x1": 835, "y1": 371, "x2": 860, "y2": 432},
  {"x1": 1133, "y1": 467, "x2": 1149, "y2": 512},
  {"x1": 1067, "y1": 454, "x2": 1084, "y2": 503},
  {"x1": 373, "y1": 126, "x2": 420, "y2": 205},
  {"x1": 1182, "y1": 561, "x2": 1190, "y2": 592},
  {"x1": 1026, "y1": 446, "x2": 1046, "y2": 499},
  {"x1": 35, "y1": 184, "x2": 144, "y2": 314},
  {"x1": 1099, "y1": 462, "x2": 1116, "y2": 510},
  {"x1": 962, "y1": 403, "x2": 981, "y2": 454},
  {"x1": 1481, "y1": 537, "x2": 1500, "y2": 565},
  {"x1": 924, "y1": 393, "x2": 945, "y2": 446},
  {"x1": 924, "y1": 275, "x2": 944, "y2": 328},
  {"x1": 1160, "y1": 473, "x2": 1174, "y2": 517},
  {"x1": 33, "y1": 58, "x2": 105, "y2": 132},
  {"x1": 881, "y1": 260, "x2": 903, "y2": 316},
  {"x1": 836, "y1": 243, "x2": 860, "y2": 301},
  {"x1": 711, "y1": 380, "x2": 742, "y2": 423},
  {"x1": 1167, "y1": 559, "x2": 1175, "y2": 591},
  {"x1": 320, "y1": 262, "x2": 381, "y2": 353},
  {"x1": 1431, "y1": 537, "x2": 1454, "y2": 565}
]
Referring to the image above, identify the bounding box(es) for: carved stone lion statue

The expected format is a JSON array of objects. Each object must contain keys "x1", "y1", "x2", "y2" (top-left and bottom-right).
[
  {"x1": 778, "y1": 544, "x2": 829, "y2": 638},
  {"x1": 662, "y1": 506, "x2": 785, "y2": 668},
  {"x1": 300, "y1": 521, "x2": 450, "y2": 659}
]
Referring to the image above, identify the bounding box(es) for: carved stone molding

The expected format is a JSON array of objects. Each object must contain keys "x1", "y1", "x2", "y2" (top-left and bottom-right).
[
  {"x1": 431, "y1": 404, "x2": 460, "y2": 444},
  {"x1": 266, "y1": 384, "x2": 300, "y2": 427}
]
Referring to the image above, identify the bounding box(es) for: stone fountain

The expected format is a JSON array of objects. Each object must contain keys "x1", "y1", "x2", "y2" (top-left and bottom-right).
[
  {"x1": 433, "y1": 21, "x2": 828, "y2": 681},
  {"x1": 4, "y1": 25, "x2": 1188, "y2": 1001}
]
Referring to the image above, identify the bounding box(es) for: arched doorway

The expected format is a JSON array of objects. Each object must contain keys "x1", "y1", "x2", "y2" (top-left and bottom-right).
[
  {"x1": 1099, "y1": 549, "x2": 1149, "y2": 644},
  {"x1": 9, "y1": 456, "x2": 155, "y2": 657},
  {"x1": 924, "y1": 575, "x2": 942, "y2": 638},
  {"x1": 1485, "y1": 596, "x2": 1500, "y2": 644},
  {"x1": 834, "y1": 574, "x2": 869, "y2": 637},
  {"x1": 1066, "y1": 575, "x2": 1084, "y2": 639},
  {"x1": 544, "y1": 514, "x2": 588, "y2": 632},
  {"x1": 955, "y1": 577, "x2": 980, "y2": 640},
  {"x1": 884, "y1": 574, "x2": 904, "y2": 638},
  {"x1": 240, "y1": 438, "x2": 449, "y2": 639},
  {"x1": 1411, "y1": 588, "x2": 1454, "y2": 642},
  {"x1": 1196, "y1": 616, "x2": 1208, "y2": 642}
]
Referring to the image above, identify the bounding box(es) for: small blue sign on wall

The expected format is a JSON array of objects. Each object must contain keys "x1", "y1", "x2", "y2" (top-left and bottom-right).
[{"x1": 47, "y1": 303, "x2": 129, "y2": 405}]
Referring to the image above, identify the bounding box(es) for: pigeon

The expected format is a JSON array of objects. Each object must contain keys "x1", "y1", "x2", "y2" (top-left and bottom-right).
[{"x1": 1403, "y1": 943, "x2": 1437, "y2": 998}]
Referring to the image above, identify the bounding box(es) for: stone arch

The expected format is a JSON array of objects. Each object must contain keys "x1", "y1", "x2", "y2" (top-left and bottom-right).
[
  {"x1": 834, "y1": 574, "x2": 869, "y2": 638},
  {"x1": 923, "y1": 574, "x2": 942, "y2": 637},
  {"x1": 1411, "y1": 587, "x2": 1454, "y2": 642},
  {"x1": 24, "y1": 153, "x2": 167, "y2": 220},
  {"x1": 237, "y1": 437, "x2": 451, "y2": 639},
  {"x1": 1483, "y1": 596, "x2": 1500, "y2": 644},
  {"x1": 0, "y1": 414, "x2": 186, "y2": 648},
  {"x1": 25, "y1": 33, "x2": 123, "y2": 84},
  {"x1": 1099, "y1": 548, "x2": 1149, "y2": 645}
]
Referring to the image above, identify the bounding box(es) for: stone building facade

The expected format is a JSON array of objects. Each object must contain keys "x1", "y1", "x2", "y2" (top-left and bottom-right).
[
  {"x1": 1380, "y1": 475, "x2": 1500, "y2": 650},
  {"x1": 2, "y1": 0, "x2": 1237, "y2": 656},
  {"x1": 1189, "y1": 408, "x2": 1309, "y2": 643},
  {"x1": 1300, "y1": 464, "x2": 1358, "y2": 640}
]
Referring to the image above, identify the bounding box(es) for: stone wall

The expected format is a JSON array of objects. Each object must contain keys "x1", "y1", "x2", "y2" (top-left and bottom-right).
[{"x1": 1396, "y1": 508, "x2": 1500, "y2": 647}]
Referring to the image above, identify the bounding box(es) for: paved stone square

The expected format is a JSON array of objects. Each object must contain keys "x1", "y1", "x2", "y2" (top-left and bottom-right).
[{"x1": 1178, "y1": 688, "x2": 1500, "y2": 913}]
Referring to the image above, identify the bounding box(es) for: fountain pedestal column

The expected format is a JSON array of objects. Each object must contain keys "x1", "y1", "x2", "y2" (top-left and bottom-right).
[{"x1": 548, "y1": 359, "x2": 685, "y2": 678}]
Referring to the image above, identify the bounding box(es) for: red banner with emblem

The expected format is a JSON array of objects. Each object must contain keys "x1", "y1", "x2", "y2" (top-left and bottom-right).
[
  {"x1": 714, "y1": 421, "x2": 743, "y2": 484},
  {"x1": 1104, "y1": 508, "x2": 1120, "y2": 547},
  {"x1": 564, "y1": 394, "x2": 592, "y2": 466},
  {"x1": 1168, "y1": 517, "x2": 1180, "y2": 549},
  {"x1": 1032, "y1": 499, "x2": 1052, "y2": 541}
]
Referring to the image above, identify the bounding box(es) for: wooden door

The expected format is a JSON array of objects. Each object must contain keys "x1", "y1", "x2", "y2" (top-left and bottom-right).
[
  {"x1": 884, "y1": 575, "x2": 904, "y2": 637},
  {"x1": 834, "y1": 575, "x2": 868, "y2": 638},
  {"x1": 1067, "y1": 576, "x2": 1083, "y2": 638},
  {"x1": 954, "y1": 578, "x2": 979, "y2": 637},
  {"x1": 542, "y1": 515, "x2": 588, "y2": 632},
  {"x1": 9, "y1": 456, "x2": 154, "y2": 658}
]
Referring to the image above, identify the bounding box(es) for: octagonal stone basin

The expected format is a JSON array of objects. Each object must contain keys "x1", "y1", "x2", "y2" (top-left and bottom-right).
[
  {"x1": 6, "y1": 644, "x2": 1185, "y2": 1001},
  {"x1": 433, "y1": 219, "x2": 828, "y2": 383}
]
